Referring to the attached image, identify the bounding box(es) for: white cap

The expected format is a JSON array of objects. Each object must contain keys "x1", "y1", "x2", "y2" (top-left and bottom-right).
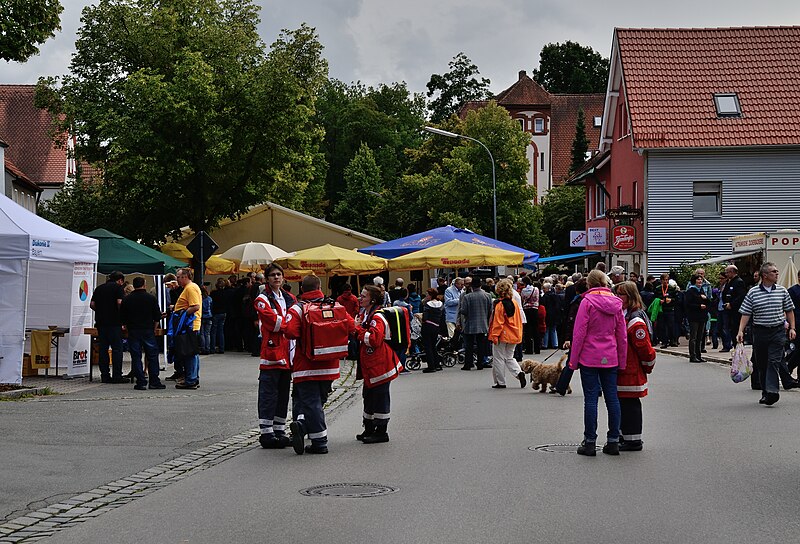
[{"x1": 373, "y1": 276, "x2": 384, "y2": 286}]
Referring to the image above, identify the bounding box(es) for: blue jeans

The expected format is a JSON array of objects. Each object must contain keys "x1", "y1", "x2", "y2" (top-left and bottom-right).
[
  {"x1": 200, "y1": 318, "x2": 212, "y2": 352},
  {"x1": 717, "y1": 311, "x2": 732, "y2": 350},
  {"x1": 543, "y1": 326, "x2": 558, "y2": 349},
  {"x1": 579, "y1": 365, "x2": 620, "y2": 443},
  {"x1": 127, "y1": 329, "x2": 161, "y2": 386},
  {"x1": 211, "y1": 313, "x2": 226, "y2": 352},
  {"x1": 97, "y1": 325, "x2": 124, "y2": 378}
]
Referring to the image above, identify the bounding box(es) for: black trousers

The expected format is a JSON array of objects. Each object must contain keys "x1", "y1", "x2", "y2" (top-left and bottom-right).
[
  {"x1": 463, "y1": 333, "x2": 488, "y2": 368},
  {"x1": 523, "y1": 309, "x2": 539, "y2": 354},
  {"x1": 258, "y1": 369, "x2": 291, "y2": 437},
  {"x1": 422, "y1": 326, "x2": 440, "y2": 369},
  {"x1": 363, "y1": 382, "x2": 391, "y2": 431},
  {"x1": 619, "y1": 397, "x2": 643, "y2": 441},
  {"x1": 689, "y1": 320, "x2": 705, "y2": 360}
]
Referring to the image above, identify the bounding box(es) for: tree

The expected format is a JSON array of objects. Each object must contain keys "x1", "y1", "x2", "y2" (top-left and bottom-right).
[
  {"x1": 36, "y1": 0, "x2": 328, "y2": 245},
  {"x1": 332, "y1": 144, "x2": 382, "y2": 234},
  {"x1": 0, "y1": 0, "x2": 63, "y2": 62},
  {"x1": 426, "y1": 52, "x2": 492, "y2": 124},
  {"x1": 39, "y1": 176, "x2": 115, "y2": 234},
  {"x1": 570, "y1": 107, "x2": 590, "y2": 174},
  {"x1": 396, "y1": 102, "x2": 548, "y2": 252},
  {"x1": 315, "y1": 79, "x2": 425, "y2": 220},
  {"x1": 541, "y1": 184, "x2": 585, "y2": 256},
  {"x1": 532, "y1": 41, "x2": 609, "y2": 94}
]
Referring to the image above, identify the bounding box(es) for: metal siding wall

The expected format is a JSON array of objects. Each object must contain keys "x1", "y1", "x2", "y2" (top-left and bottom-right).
[{"x1": 646, "y1": 149, "x2": 800, "y2": 275}]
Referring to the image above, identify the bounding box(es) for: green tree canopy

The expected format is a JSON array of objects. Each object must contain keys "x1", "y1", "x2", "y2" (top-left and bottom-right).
[
  {"x1": 37, "y1": 0, "x2": 328, "y2": 245},
  {"x1": 532, "y1": 41, "x2": 609, "y2": 94},
  {"x1": 315, "y1": 79, "x2": 425, "y2": 220},
  {"x1": 332, "y1": 143, "x2": 382, "y2": 234},
  {"x1": 397, "y1": 102, "x2": 547, "y2": 252},
  {"x1": 0, "y1": 0, "x2": 63, "y2": 62},
  {"x1": 426, "y1": 52, "x2": 492, "y2": 124},
  {"x1": 541, "y1": 184, "x2": 585, "y2": 256},
  {"x1": 570, "y1": 107, "x2": 590, "y2": 174}
]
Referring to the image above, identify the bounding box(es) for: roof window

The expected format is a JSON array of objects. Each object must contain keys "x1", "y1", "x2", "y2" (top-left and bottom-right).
[{"x1": 714, "y1": 93, "x2": 741, "y2": 117}]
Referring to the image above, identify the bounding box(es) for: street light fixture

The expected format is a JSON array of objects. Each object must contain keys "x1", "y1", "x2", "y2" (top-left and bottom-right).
[{"x1": 423, "y1": 126, "x2": 498, "y2": 241}]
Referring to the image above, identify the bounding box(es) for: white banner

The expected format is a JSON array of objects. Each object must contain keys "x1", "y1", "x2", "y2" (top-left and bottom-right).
[{"x1": 67, "y1": 262, "x2": 94, "y2": 377}]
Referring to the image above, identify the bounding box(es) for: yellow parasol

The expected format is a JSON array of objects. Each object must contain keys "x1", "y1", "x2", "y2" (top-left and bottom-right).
[
  {"x1": 274, "y1": 244, "x2": 387, "y2": 276},
  {"x1": 387, "y1": 239, "x2": 524, "y2": 270},
  {"x1": 159, "y1": 243, "x2": 237, "y2": 275}
]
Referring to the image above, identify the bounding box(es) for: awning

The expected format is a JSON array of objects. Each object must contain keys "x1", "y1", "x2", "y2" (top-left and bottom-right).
[
  {"x1": 536, "y1": 251, "x2": 600, "y2": 264},
  {"x1": 689, "y1": 249, "x2": 762, "y2": 265}
]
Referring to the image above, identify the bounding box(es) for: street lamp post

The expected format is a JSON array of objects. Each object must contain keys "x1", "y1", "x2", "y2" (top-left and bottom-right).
[{"x1": 423, "y1": 126, "x2": 497, "y2": 241}]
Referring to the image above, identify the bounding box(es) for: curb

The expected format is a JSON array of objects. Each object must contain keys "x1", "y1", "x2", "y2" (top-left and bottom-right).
[
  {"x1": 654, "y1": 347, "x2": 733, "y2": 366},
  {"x1": 0, "y1": 387, "x2": 51, "y2": 401}
]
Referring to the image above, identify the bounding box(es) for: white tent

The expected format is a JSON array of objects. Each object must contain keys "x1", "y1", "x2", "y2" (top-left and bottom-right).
[{"x1": 0, "y1": 193, "x2": 99, "y2": 384}]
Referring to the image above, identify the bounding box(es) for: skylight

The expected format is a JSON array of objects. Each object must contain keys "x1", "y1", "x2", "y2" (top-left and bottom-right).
[{"x1": 714, "y1": 93, "x2": 741, "y2": 117}]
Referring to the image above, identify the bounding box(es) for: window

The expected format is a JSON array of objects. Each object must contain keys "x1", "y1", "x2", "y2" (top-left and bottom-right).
[
  {"x1": 617, "y1": 103, "x2": 629, "y2": 138},
  {"x1": 595, "y1": 183, "x2": 607, "y2": 217},
  {"x1": 588, "y1": 185, "x2": 594, "y2": 218},
  {"x1": 693, "y1": 181, "x2": 722, "y2": 216},
  {"x1": 714, "y1": 93, "x2": 741, "y2": 117},
  {"x1": 534, "y1": 118, "x2": 545, "y2": 133},
  {"x1": 617, "y1": 186, "x2": 623, "y2": 207},
  {"x1": 540, "y1": 152, "x2": 545, "y2": 171},
  {"x1": 593, "y1": 116, "x2": 602, "y2": 127},
  {"x1": 633, "y1": 180, "x2": 639, "y2": 207},
  {"x1": 517, "y1": 118, "x2": 525, "y2": 131}
]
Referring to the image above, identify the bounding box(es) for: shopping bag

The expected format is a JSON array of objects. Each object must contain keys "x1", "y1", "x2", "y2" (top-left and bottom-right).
[
  {"x1": 173, "y1": 332, "x2": 199, "y2": 359},
  {"x1": 730, "y1": 342, "x2": 752, "y2": 383}
]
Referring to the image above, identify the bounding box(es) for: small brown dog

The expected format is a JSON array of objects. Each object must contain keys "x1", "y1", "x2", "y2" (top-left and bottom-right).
[{"x1": 521, "y1": 354, "x2": 571, "y2": 394}]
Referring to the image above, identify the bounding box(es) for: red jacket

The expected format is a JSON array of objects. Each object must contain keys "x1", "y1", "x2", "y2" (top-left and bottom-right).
[
  {"x1": 537, "y1": 304, "x2": 547, "y2": 334},
  {"x1": 336, "y1": 292, "x2": 359, "y2": 318},
  {"x1": 254, "y1": 289, "x2": 296, "y2": 371},
  {"x1": 617, "y1": 310, "x2": 656, "y2": 398},
  {"x1": 283, "y1": 290, "x2": 355, "y2": 383},
  {"x1": 356, "y1": 309, "x2": 402, "y2": 388}
]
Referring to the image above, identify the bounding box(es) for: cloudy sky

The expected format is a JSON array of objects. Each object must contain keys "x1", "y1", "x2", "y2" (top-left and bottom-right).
[{"x1": 3, "y1": 0, "x2": 800, "y2": 96}]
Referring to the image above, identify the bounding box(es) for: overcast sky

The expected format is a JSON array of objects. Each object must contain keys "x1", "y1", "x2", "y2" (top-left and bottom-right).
[{"x1": 3, "y1": 0, "x2": 800, "y2": 96}]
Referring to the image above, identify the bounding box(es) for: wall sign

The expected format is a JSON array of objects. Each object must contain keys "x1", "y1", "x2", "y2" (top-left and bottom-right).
[{"x1": 611, "y1": 225, "x2": 636, "y2": 251}]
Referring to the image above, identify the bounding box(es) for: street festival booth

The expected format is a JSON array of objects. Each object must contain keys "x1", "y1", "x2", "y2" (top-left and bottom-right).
[
  {"x1": 0, "y1": 194, "x2": 99, "y2": 384},
  {"x1": 387, "y1": 240, "x2": 524, "y2": 270},
  {"x1": 273, "y1": 244, "x2": 387, "y2": 292},
  {"x1": 691, "y1": 230, "x2": 800, "y2": 285}
]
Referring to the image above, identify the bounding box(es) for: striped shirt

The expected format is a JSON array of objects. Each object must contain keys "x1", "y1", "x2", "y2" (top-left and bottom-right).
[{"x1": 739, "y1": 283, "x2": 794, "y2": 327}]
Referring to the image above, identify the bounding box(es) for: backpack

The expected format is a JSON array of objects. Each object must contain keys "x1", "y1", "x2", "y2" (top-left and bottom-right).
[
  {"x1": 300, "y1": 299, "x2": 351, "y2": 361},
  {"x1": 379, "y1": 306, "x2": 412, "y2": 351}
]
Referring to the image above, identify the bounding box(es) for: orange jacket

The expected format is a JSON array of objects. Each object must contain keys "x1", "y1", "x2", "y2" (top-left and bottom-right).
[{"x1": 488, "y1": 298, "x2": 523, "y2": 345}]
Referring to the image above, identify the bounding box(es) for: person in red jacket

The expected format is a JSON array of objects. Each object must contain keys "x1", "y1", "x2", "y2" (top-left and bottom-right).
[
  {"x1": 336, "y1": 283, "x2": 360, "y2": 318},
  {"x1": 285, "y1": 275, "x2": 355, "y2": 455},
  {"x1": 253, "y1": 263, "x2": 297, "y2": 449},
  {"x1": 615, "y1": 281, "x2": 656, "y2": 452},
  {"x1": 355, "y1": 284, "x2": 403, "y2": 444}
]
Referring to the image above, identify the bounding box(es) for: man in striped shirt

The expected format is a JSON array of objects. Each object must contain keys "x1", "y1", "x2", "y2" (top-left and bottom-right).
[{"x1": 737, "y1": 262, "x2": 796, "y2": 406}]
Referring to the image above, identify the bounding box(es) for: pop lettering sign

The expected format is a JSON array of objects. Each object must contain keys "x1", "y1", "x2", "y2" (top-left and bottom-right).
[
  {"x1": 767, "y1": 233, "x2": 800, "y2": 251},
  {"x1": 611, "y1": 226, "x2": 636, "y2": 251}
]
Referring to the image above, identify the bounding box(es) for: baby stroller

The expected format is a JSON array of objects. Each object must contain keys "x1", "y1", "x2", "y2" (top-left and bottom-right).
[{"x1": 405, "y1": 316, "x2": 424, "y2": 371}]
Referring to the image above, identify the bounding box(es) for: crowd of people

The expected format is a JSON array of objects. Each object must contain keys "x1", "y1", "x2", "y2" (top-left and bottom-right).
[{"x1": 89, "y1": 257, "x2": 800, "y2": 456}]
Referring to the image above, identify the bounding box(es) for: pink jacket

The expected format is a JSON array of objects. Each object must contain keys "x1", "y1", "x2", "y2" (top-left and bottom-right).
[{"x1": 568, "y1": 287, "x2": 627, "y2": 371}]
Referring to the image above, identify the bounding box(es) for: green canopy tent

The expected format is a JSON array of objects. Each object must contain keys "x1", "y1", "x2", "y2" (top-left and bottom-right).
[{"x1": 84, "y1": 229, "x2": 185, "y2": 275}]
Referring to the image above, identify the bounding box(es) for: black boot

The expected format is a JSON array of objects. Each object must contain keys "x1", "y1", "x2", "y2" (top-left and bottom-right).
[
  {"x1": 577, "y1": 440, "x2": 596, "y2": 456},
  {"x1": 619, "y1": 439, "x2": 643, "y2": 451},
  {"x1": 362, "y1": 424, "x2": 389, "y2": 444},
  {"x1": 356, "y1": 419, "x2": 376, "y2": 442}
]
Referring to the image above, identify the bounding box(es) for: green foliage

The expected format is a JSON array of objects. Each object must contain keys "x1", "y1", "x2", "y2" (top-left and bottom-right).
[
  {"x1": 39, "y1": 177, "x2": 114, "y2": 234},
  {"x1": 0, "y1": 0, "x2": 63, "y2": 62},
  {"x1": 669, "y1": 258, "x2": 726, "y2": 290},
  {"x1": 36, "y1": 0, "x2": 327, "y2": 245},
  {"x1": 332, "y1": 144, "x2": 382, "y2": 233},
  {"x1": 315, "y1": 79, "x2": 426, "y2": 221},
  {"x1": 426, "y1": 52, "x2": 492, "y2": 124},
  {"x1": 541, "y1": 185, "x2": 585, "y2": 256},
  {"x1": 570, "y1": 108, "x2": 590, "y2": 174},
  {"x1": 532, "y1": 41, "x2": 609, "y2": 94},
  {"x1": 396, "y1": 102, "x2": 547, "y2": 253}
]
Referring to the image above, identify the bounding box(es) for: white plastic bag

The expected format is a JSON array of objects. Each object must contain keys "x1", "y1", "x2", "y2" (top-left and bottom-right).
[{"x1": 730, "y1": 343, "x2": 752, "y2": 383}]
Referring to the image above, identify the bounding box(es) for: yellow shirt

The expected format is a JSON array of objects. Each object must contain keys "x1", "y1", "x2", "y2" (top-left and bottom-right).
[{"x1": 174, "y1": 282, "x2": 202, "y2": 331}]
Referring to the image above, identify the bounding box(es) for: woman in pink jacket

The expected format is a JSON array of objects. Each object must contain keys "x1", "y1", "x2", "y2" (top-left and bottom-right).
[{"x1": 569, "y1": 269, "x2": 627, "y2": 456}]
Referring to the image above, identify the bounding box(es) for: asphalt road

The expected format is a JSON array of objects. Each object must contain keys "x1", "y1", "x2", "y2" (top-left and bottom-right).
[{"x1": 18, "y1": 351, "x2": 799, "y2": 544}]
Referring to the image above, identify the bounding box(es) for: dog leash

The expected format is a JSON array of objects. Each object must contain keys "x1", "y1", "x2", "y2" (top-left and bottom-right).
[{"x1": 541, "y1": 348, "x2": 563, "y2": 363}]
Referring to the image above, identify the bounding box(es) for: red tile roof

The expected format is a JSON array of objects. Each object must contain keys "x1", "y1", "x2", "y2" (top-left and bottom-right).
[
  {"x1": 5, "y1": 159, "x2": 42, "y2": 193},
  {"x1": 495, "y1": 71, "x2": 553, "y2": 106},
  {"x1": 617, "y1": 26, "x2": 800, "y2": 149},
  {"x1": 550, "y1": 94, "x2": 605, "y2": 183},
  {"x1": 0, "y1": 85, "x2": 68, "y2": 186}
]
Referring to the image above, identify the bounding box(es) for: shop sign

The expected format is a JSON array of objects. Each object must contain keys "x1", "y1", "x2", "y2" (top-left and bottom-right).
[
  {"x1": 569, "y1": 230, "x2": 587, "y2": 248},
  {"x1": 587, "y1": 227, "x2": 607, "y2": 247},
  {"x1": 732, "y1": 232, "x2": 766, "y2": 253},
  {"x1": 767, "y1": 232, "x2": 800, "y2": 251},
  {"x1": 611, "y1": 225, "x2": 636, "y2": 251}
]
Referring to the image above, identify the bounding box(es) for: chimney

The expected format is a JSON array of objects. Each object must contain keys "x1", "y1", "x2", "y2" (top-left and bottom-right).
[{"x1": 519, "y1": 70, "x2": 527, "y2": 80}]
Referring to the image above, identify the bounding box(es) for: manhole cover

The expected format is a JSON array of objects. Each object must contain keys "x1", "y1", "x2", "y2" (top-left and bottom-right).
[
  {"x1": 529, "y1": 443, "x2": 601, "y2": 453},
  {"x1": 299, "y1": 483, "x2": 399, "y2": 498}
]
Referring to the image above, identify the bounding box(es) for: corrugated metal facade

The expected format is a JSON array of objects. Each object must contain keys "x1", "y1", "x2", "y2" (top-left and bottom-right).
[{"x1": 646, "y1": 148, "x2": 800, "y2": 275}]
